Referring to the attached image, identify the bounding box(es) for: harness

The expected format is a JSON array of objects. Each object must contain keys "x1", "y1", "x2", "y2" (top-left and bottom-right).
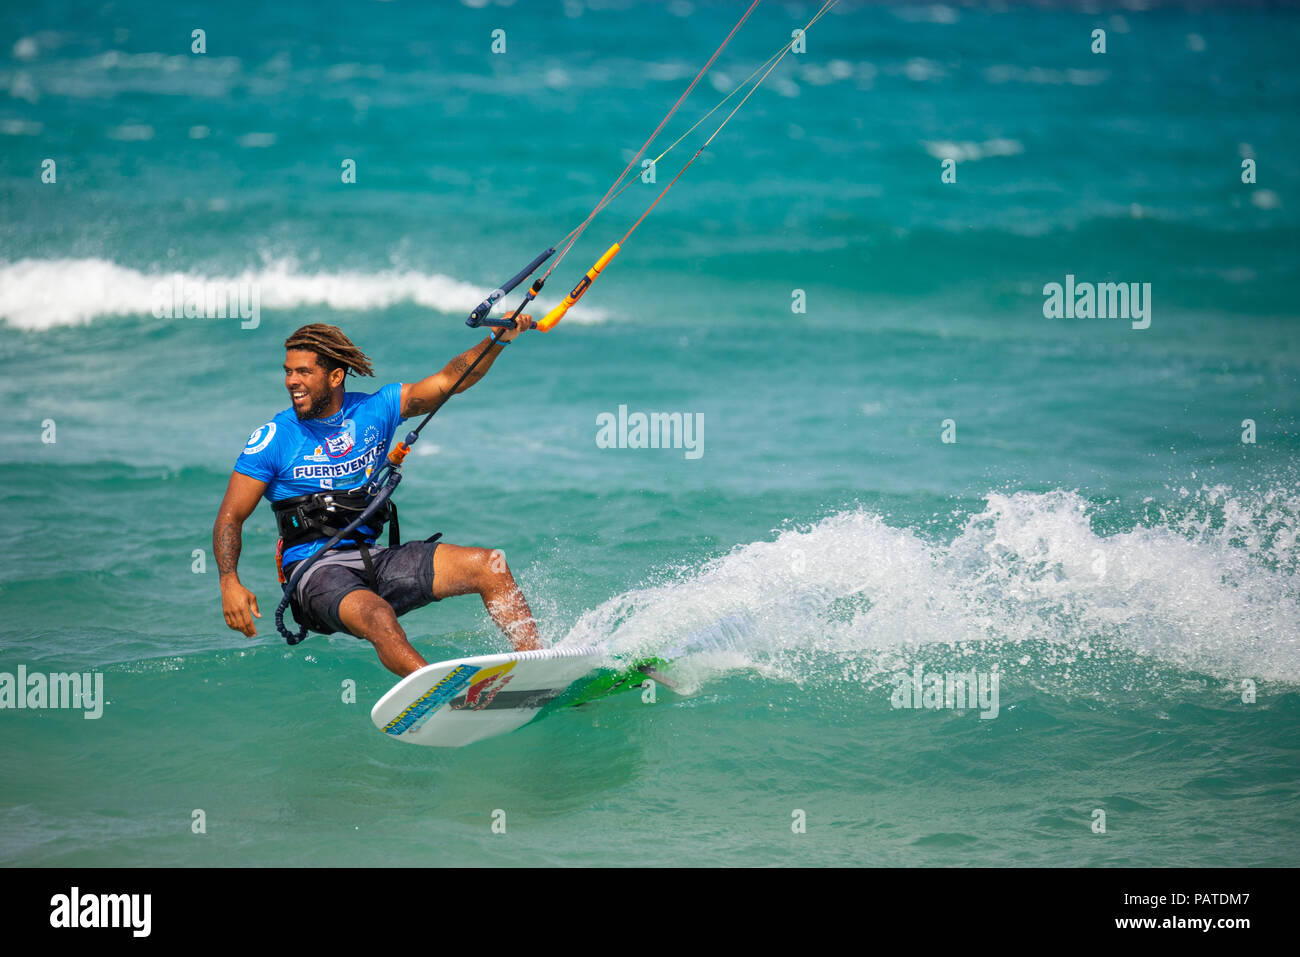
[
  {"x1": 273, "y1": 488, "x2": 401, "y2": 611},
  {"x1": 273, "y1": 487, "x2": 400, "y2": 552}
]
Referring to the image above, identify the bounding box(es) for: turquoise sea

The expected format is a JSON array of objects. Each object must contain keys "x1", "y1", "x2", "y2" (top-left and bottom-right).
[{"x1": 1, "y1": 0, "x2": 1297, "y2": 867}]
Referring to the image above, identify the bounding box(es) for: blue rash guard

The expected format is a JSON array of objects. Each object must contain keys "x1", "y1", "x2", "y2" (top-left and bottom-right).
[{"x1": 234, "y1": 384, "x2": 405, "y2": 565}]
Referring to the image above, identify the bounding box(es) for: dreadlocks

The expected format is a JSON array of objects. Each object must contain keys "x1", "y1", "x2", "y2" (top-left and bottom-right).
[{"x1": 284, "y1": 323, "x2": 375, "y2": 378}]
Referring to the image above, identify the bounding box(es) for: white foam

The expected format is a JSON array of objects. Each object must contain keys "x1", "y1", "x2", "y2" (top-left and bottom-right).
[
  {"x1": 892, "y1": 4, "x2": 960, "y2": 24},
  {"x1": 1, "y1": 119, "x2": 43, "y2": 136},
  {"x1": 984, "y1": 64, "x2": 1108, "y2": 86},
  {"x1": 559, "y1": 487, "x2": 1300, "y2": 689},
  {"x1": 0, "y1": 258, "x2": 609, "y2": 330},
  {"x1": 921, "y1": 138, "x2": 1023, "y2": 163}
]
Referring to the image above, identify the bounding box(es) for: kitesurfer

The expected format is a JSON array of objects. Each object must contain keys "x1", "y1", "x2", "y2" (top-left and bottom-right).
[{"x1": 214, "y1": 323, "x2": 541, "y2": 677}]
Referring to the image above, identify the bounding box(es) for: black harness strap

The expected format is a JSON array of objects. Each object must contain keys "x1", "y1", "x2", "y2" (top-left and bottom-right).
[{"x1": 357, "y1": 542, "x2": 379, "y2": 593}]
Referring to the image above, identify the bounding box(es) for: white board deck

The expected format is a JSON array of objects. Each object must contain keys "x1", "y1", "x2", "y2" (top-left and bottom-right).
[{"x1": 370, "y1": 645, "x2": 605, "y2": 747}]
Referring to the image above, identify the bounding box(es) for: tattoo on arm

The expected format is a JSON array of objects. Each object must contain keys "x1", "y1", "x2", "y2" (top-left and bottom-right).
[
  {"x1": 451, "y1": 337, "x2": 501, "y2": 394},
  {"x1": 214, "y1": 519, "x2": 241, "y2": 577},
  {"x1": 409, "y1": 337, "x2": 503, "y2": 416}
]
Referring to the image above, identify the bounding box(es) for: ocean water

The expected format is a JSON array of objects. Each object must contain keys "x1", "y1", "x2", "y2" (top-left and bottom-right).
[{"x1": 1, "y1": 0, "x2": 1298, "y2": 867}]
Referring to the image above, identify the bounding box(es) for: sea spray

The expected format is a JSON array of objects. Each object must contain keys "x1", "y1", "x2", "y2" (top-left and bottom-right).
[{"x1": 561, "y1": 486, "x2": 1300, "y2": 696}]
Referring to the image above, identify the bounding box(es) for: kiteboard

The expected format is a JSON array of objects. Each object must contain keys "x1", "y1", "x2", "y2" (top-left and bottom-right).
[{"x1": 370, "y1": 644, "x2": 666, "y2": 747}]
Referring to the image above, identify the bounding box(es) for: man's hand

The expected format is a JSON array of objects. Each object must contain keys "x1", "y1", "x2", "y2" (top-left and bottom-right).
[
  {"x1": 494, "y1": 314, "x2": 533, "y2": 343},
  {"x1": 221, "y1": 578, "x2": 261, "y2": 637}
]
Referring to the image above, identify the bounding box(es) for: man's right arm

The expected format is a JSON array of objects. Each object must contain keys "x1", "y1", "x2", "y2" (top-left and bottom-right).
[{"x1": 215, "y1": 471, "x2": 269, "y2": 637}]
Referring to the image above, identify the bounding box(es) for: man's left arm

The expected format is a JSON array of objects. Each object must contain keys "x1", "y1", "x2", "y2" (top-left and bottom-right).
[{"x1": 400, "y1": 323, "x2": 525, "y2": 418}]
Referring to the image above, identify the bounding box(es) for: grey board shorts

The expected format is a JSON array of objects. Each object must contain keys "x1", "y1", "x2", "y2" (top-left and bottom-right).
[{"x1": 284, "y1": 540, "x2": 441, "y2": 637}]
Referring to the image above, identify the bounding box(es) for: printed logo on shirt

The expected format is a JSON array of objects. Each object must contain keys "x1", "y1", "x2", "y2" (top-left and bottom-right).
[
  {"x1": 325, "y1": 419, "x2": 357, "y2": 458},
  {"x1": 243, "y1": 422, "x2": 276, "y2": 455},
  {"x1": 292, "y1": 444, "x2": 384, "y2": 480}
]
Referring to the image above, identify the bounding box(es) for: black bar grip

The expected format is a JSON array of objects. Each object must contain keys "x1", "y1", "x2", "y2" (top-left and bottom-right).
[{"x1": 467, "y1": 247, "x2": 555, "y2": 325}]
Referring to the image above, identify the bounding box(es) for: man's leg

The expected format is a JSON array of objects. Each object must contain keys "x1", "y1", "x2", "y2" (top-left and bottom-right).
[
  {"x1": 337, "y1": 589, "x2": 428, "y2": 678},
  {"x1": 432, "y1": 544, "x2": 542, "y2": 652}
]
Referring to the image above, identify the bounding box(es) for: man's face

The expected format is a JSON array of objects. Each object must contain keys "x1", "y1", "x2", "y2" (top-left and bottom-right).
[{"x1": 284, "y1": 349, "x2": 341, "y2": 420}]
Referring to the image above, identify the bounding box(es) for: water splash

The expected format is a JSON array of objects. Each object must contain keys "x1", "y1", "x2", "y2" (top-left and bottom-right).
[{"x1": 559, "y1": 486, "x2": 1300, "y2": 694}]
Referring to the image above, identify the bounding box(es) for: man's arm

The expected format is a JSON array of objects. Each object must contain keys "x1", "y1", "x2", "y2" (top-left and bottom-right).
[
  {"x1": 215, "y1": 471, "x2": 269, "y2": 637},
  {"x1": 400, "y1": 322, "x2": 525, "y2": 419}
]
